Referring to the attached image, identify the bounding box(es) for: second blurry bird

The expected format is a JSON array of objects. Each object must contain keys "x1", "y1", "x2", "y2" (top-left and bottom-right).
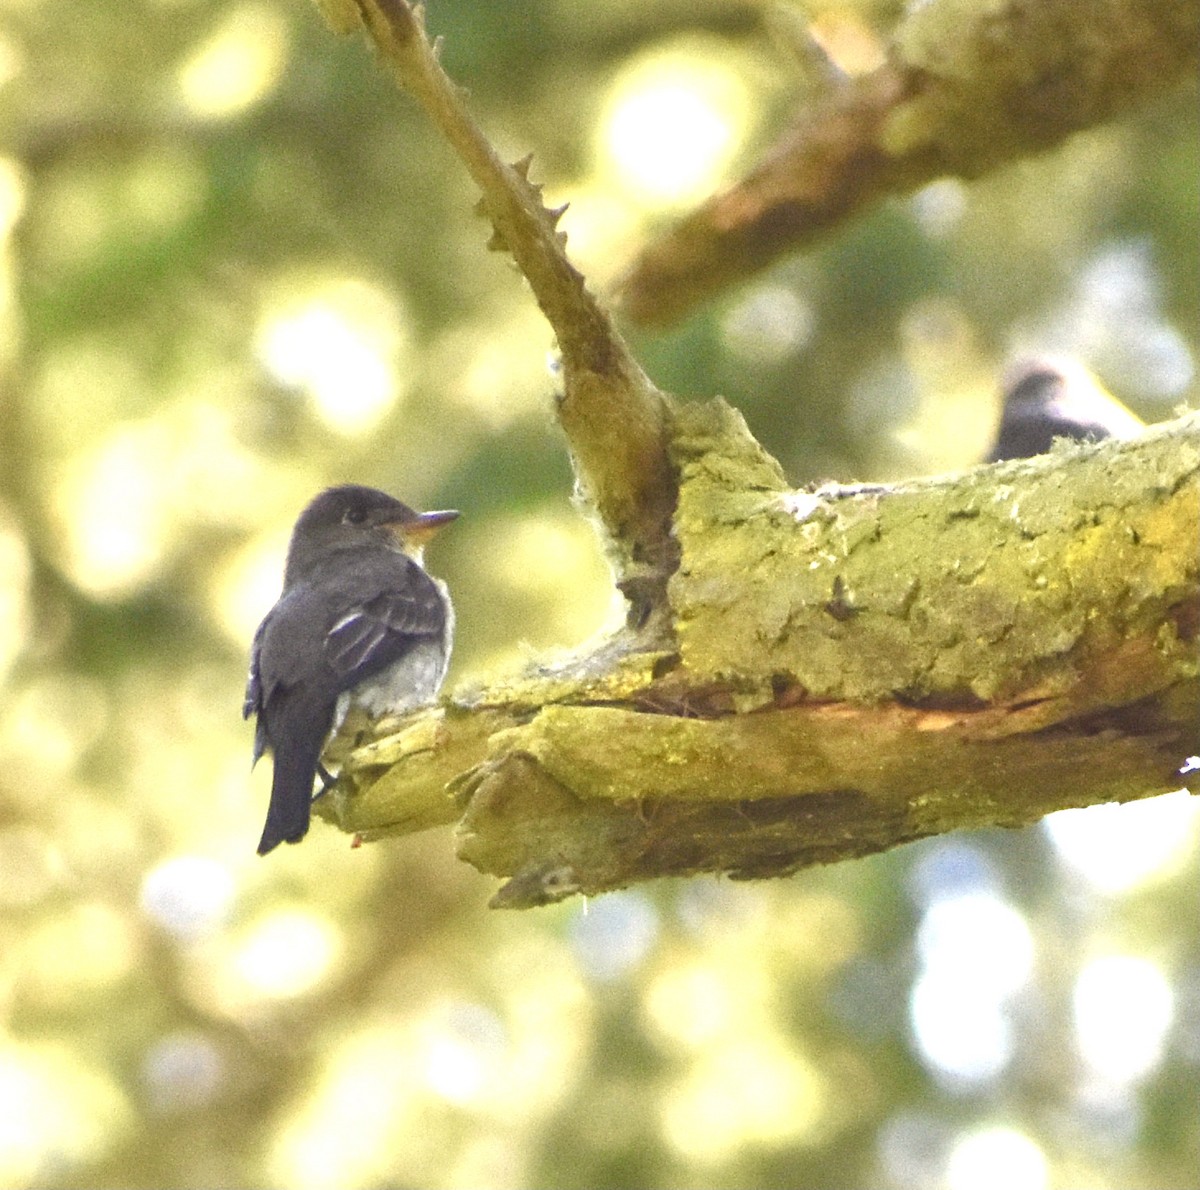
[
  {"x1": 244, "y1": 485, "x2": 458, "y2": 855},
  {"x1": 988, "y1": 357, "x2": 1144, "y2": 462}
]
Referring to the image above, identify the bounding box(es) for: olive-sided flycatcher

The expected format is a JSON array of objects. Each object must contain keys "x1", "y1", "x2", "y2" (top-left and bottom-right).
[{"x1": 244, "y1": 485, "x2": 457, "y2": 854}]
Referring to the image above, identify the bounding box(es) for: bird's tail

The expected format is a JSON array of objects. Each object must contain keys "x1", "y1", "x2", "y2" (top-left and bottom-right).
[{"x1": 257, "y1": 729, "x2": 323, "y2": 855}]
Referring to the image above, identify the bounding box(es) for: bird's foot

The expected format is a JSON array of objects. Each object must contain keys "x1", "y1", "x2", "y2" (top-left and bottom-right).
[{"x1": 313, "y1": 763, "x2": 339, "y2": 800}]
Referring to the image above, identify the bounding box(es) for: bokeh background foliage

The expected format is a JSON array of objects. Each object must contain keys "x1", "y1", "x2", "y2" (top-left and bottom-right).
[{"x1": 0, "y1": 1, "x2": 1197, "y2": 1187}]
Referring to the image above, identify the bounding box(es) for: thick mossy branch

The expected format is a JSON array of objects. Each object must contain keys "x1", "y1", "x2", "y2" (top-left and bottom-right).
[
  {"x1": 619, "y1": 0, "x2": 1200, "y2": 325},
  {"x1": 350, "y1": 0, "x2": 677, "y2": 596},
  {"x1": 669, "y1": 402, "x2": 1197, "y2": 710},
  {"x1": 319, "y1": 410, "x2": 1200, "y2": 906}
]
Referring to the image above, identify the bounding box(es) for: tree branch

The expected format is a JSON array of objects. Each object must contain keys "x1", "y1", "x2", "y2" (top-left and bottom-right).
[
  {"x1": 320, "y1": 410, "x2": 1200, "y2": 906},
  {"x1": 312, "y1": 2, "x2": 1198, "y2": 907},
  {"x1": 350, "y1": 0, "x2": 679, "y2": 606},
  {"x1": 617, "y1": 0, "x2": 1200, "y2": 325}
]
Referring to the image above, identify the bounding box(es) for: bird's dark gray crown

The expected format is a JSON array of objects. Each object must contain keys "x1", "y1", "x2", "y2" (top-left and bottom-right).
[{"x1": 293, "y1": 484, "x2": 417, "y2": 534}]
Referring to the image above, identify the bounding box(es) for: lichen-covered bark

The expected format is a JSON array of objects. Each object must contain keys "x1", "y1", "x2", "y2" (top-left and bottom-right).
[
  {"x1": 619, "y1": 0, "x2": 1200, "y2": 325},
  {"x1": 320, "y1": 408, "x2": 1200, "y2": 907},
  {"x1": 669, "y1": 401, "x2": 1197, "y2": 710}
]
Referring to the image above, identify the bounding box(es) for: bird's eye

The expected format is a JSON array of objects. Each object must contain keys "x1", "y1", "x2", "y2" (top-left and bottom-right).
[{"x1": 343, "y1": 507, "x2": 368, "y2": 525}]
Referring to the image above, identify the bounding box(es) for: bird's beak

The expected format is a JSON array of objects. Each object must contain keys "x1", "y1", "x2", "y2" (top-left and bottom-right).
[{"x1": 394, "y1": 508, "x2": 460, "y2": 549}]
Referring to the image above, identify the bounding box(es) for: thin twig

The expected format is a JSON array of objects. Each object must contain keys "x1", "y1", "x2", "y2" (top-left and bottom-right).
[{"x1": 351, "y1": 0, "x2": 679, "y2": 600}]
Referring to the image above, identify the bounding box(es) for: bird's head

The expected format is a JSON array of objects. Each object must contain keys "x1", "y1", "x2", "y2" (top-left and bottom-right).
[{"x1": 284, "y1": 484, "x2": 459, "y2": 584}]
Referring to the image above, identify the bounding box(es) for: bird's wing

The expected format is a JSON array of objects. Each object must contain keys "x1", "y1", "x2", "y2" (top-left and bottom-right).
[
  {"x1": 323, "y1": 572, "x2": 445, "y2": 691},
  {"x1": 243, "y1": 615, "x2": 268, "y2": 720},
  {"x1": 243, "y1": 614, "x2": 274, "y2": 766}
]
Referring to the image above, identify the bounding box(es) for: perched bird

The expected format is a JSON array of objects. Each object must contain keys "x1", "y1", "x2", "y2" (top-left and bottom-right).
[
  {"x1": 987, "y1": 356, "x2": 1144, "y2": 462},
  {"x1": 244, "y1": 485, "x2": 458, "y2": 855}
]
